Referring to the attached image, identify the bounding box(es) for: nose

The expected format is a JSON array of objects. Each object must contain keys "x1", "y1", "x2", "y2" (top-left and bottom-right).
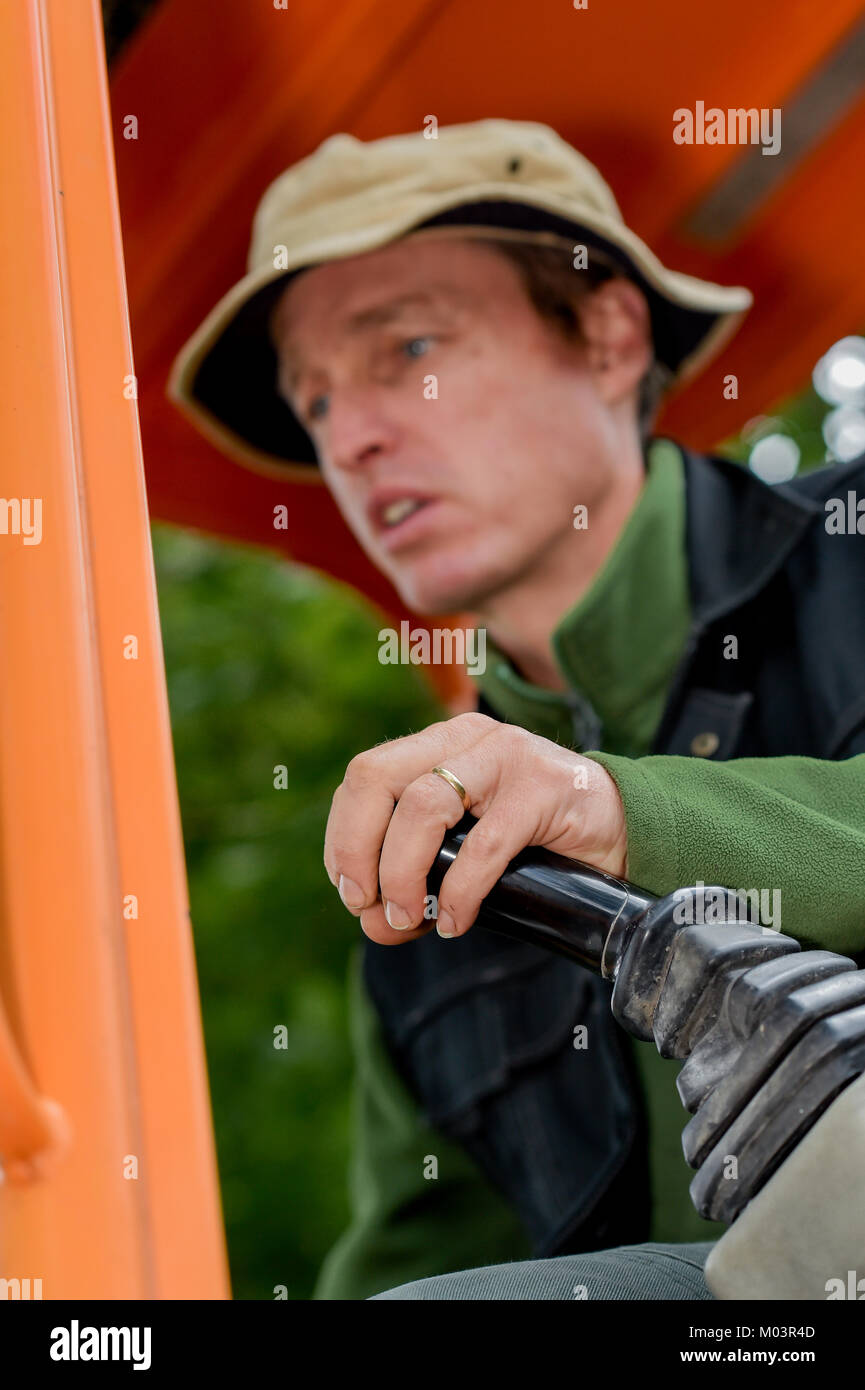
[{"x1": 326, "y1": 386, "x2": 401, "y2": 473}]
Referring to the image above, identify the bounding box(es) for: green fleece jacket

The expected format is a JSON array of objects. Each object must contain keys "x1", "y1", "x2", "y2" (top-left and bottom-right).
[{"x1": 313, "y1": 439, "x2": 865, "y2": 1300}]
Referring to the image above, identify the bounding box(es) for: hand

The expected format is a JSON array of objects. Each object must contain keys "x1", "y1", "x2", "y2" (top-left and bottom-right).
[{"x1": 324, "y1": 712, "x2": 628, "y2": 944}]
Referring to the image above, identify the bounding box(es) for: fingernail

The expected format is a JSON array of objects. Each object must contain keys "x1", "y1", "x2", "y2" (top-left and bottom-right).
[
  {"x1": 436, "y1": 910, "x2": 457, "y2": 939},
  {"x1": 338, "y1": 875, "x2": 366, "y2": 910},
  {"x1": 384, "y1": 900, "x2": 413, "y2": 930}
]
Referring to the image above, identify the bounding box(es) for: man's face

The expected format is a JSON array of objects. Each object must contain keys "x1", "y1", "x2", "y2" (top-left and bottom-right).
[{"x1": 272, "y1": 236, "x2": 624, "y2": 614}]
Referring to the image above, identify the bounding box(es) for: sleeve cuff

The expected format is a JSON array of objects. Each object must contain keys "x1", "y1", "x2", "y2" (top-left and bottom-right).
[{"x1": 584, "y1": 750, "x2": 680, "y2": 893}]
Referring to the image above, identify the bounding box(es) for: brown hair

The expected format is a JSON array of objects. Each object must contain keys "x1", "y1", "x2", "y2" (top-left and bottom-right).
[{"x1": 488, "y1": 239, "x2": 672, "y2": 442}]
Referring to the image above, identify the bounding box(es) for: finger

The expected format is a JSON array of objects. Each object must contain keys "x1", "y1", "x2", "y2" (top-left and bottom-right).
[
  {"x1": 377, "y1": 756, "x2": 492, "y2": 933},
  {"x1": 324, "y1": 712, "x2": 496, "y2": 914},
  {"x1": 358, "y1": 898, "x2": 437, "y2": 946},
  {"x1": 434, "y1": 799, "x2": 543, "y2": 938}
]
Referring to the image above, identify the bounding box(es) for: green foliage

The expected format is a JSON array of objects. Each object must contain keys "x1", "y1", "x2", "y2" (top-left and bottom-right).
[{"x1": 152, "y1": 525, "x2": 442, "y2": 1299}]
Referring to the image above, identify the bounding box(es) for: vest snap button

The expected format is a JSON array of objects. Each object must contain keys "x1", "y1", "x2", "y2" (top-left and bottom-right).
[{"x1": 690, "y1": 730, "x2": 720, "y2": 757}]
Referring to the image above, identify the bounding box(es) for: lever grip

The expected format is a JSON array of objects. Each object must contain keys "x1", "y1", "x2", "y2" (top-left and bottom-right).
[{"x1": 428, "y1": 813, "x2": 653, "y2": 976}]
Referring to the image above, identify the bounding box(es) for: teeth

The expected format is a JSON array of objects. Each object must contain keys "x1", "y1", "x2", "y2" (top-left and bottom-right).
[{"x1": 382, "y1": 498, "x2": 423, "y2": 527}]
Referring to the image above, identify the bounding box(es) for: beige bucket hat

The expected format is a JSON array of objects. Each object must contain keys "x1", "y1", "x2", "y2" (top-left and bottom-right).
[{"x1": 168, "y1": 118, "x2": 753, "y2": 480}]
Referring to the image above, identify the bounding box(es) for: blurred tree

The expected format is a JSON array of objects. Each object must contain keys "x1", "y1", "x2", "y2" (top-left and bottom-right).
[{"x1": 153, "y1": 525, "x2": 443, "y2": 1299}]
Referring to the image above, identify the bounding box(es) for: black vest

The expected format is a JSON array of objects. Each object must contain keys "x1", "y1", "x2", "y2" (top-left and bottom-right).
[{"x1": 364, "y1": 446, "x2": 865, "y2": 1256}]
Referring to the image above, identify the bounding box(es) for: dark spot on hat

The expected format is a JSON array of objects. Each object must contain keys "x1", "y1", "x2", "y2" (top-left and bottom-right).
[{"x1": 506, "y1": 157, "x2": 522, "y2": 174}]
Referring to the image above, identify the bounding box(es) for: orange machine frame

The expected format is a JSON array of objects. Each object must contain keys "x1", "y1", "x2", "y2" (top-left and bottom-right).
[{"x1": 0, "y1": 0, "x2": 228, "y2": 1299}]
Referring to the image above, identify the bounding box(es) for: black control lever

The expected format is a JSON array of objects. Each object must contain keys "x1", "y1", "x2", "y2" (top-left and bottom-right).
[
  {"x1": 427, "y1": 813, "x2": 653, "y2": 977},
  {"x1": 428, "y1": 814, "x2": 865, "y2": 1225}
]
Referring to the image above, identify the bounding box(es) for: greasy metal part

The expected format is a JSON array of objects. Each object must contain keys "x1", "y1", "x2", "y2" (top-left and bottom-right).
[
  {"x1": 676, "y1": 951, "x2": 854, "y2": 1112},
  {"x1": 691, "y1": 1002, "x2": 865, "y2": 1222},
  {"x1": 430, "y1": 820, "x2": 865, "y2": 1227},
  {"x1": 610, "y1": 904, "x2": 797, "y2": 1044},
  {"x1": 681, "y1": 967, "x2": 865, "y2": 1146}
]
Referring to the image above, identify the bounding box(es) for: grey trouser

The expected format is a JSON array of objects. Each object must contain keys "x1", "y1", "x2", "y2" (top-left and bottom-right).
[{"x1": 369, "y1": 1241, "x2": 716, "y2": 1300}]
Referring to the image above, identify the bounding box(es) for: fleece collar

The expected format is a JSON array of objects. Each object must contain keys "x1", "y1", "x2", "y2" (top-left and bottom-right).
[{"x1": 473, "y1": 437, "x2": 690, "y2": 757}]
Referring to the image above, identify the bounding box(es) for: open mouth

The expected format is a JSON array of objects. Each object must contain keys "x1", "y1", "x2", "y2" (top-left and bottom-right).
[
  {"x1": 380, "y1": 497, "x2": 429, "y2": 529},
  {"x1": 368, "y1": 493, "x2": 441, "y2": 552}
]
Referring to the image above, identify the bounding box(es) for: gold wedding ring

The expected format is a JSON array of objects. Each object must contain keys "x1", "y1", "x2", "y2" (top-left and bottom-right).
[{"x1": 430, "y1": 765, "x2": 471, "y2": 811}]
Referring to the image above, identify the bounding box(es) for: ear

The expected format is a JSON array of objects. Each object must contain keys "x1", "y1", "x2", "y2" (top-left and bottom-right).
[{"x1": 575, "y1": 278, "x2": 653, "y2": 405}]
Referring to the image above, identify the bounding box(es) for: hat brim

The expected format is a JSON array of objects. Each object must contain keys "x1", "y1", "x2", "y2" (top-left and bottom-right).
[{"x1": 167, "y1": 194, "x2": 752, "y2": 481}]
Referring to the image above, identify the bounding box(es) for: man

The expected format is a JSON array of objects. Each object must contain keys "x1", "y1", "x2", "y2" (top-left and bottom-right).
[{"x1": 169, "y1": 119, "x2": 865, "y2": 1299}]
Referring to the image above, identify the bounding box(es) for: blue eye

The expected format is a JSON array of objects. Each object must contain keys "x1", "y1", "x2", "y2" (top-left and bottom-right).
[
  {"x1": 307, "y1": 393, "x2": 330, "y2": 421},
  {"x1": 402, "y1": 336, "x2": 433, "y2": 358}
]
